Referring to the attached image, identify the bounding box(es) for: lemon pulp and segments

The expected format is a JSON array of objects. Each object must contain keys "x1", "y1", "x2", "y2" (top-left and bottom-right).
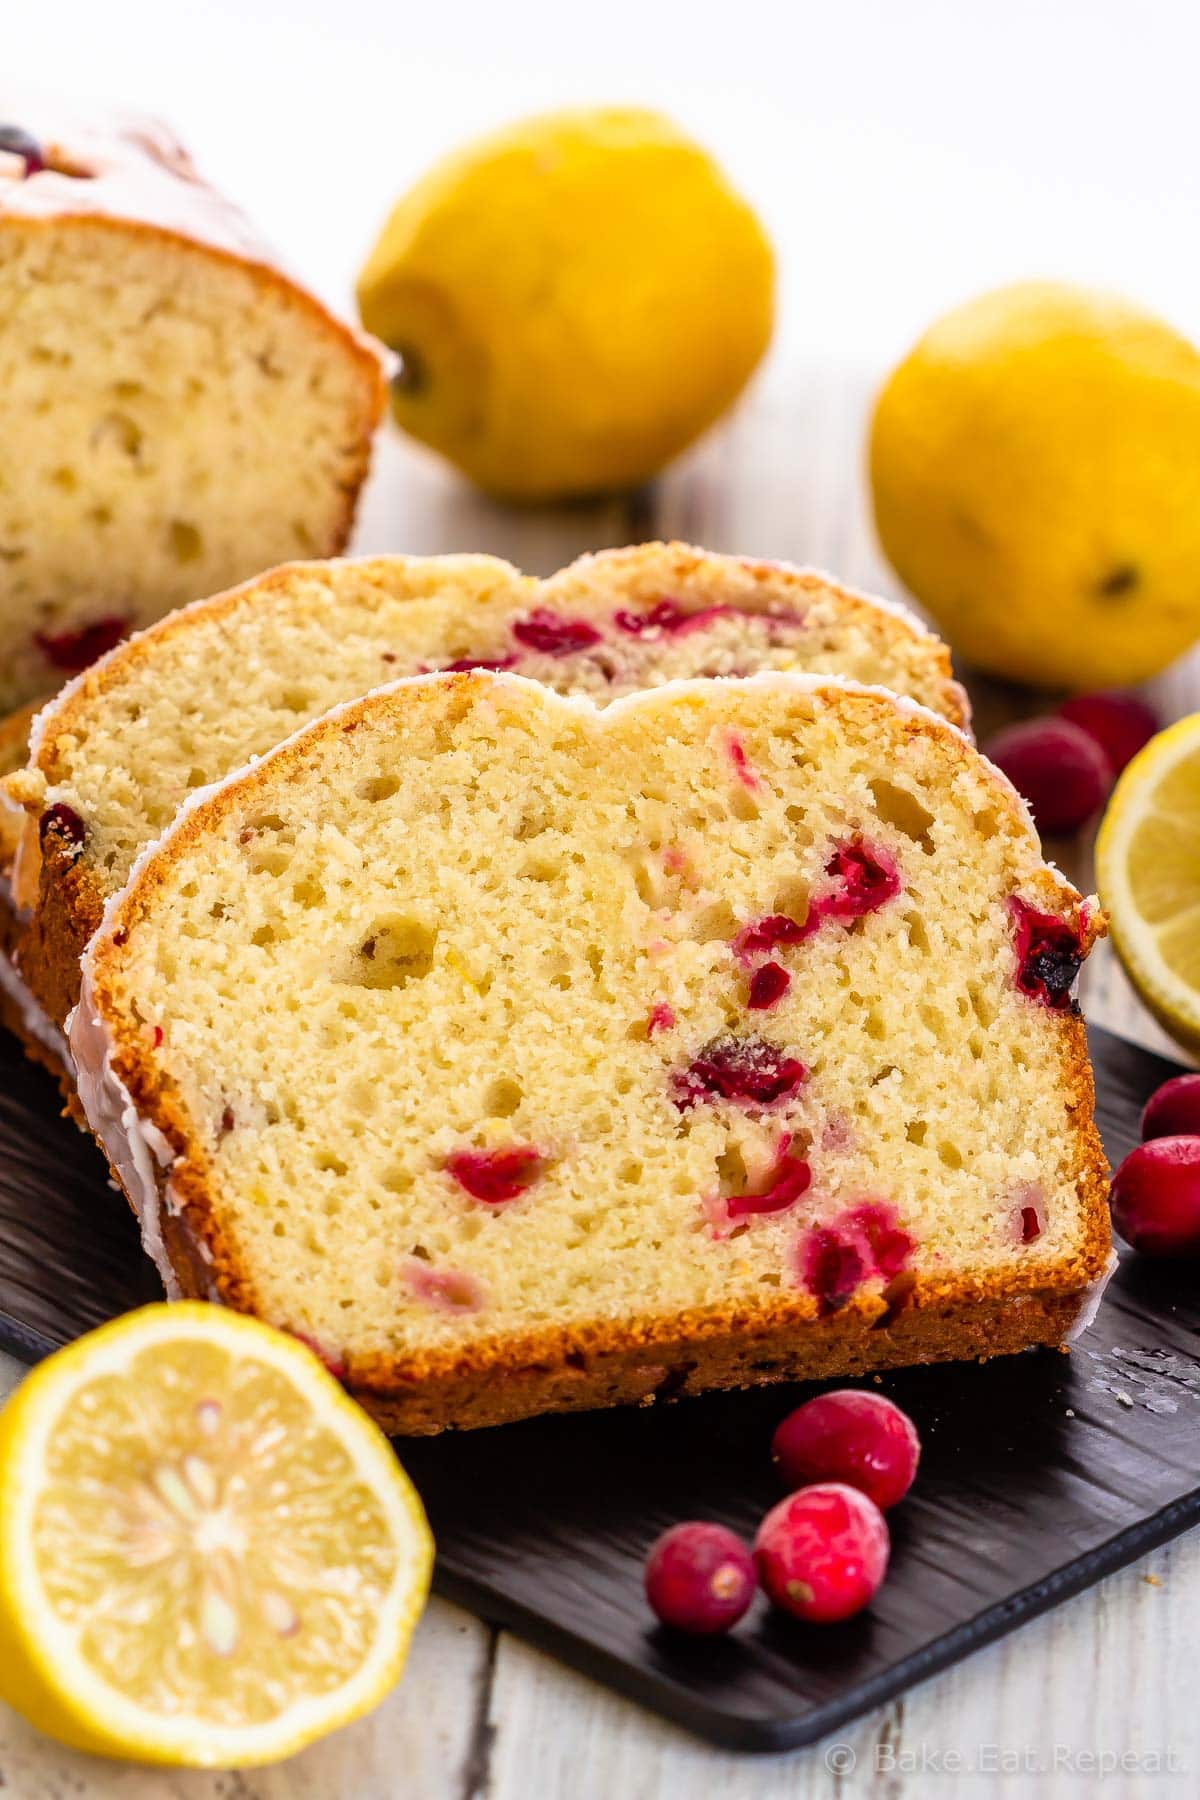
[
  {"x1": 870, "y1": 282, "x2": 1200, "y2": 688},
  {"x1": 0, "y1": 1304, "x2": 433, "y2": 1767},
  {"x1": 357, "y1": 106, "x2": 775, "y2": 501},
  {"x1": 1096, "y1": 712, "x2": 1200, "y2": 1056}
]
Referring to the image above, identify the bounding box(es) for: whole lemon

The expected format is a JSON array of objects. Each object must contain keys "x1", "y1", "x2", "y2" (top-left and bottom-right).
[
  {"x1": 869, "y1": 282, "x2": 1200, "y2": 688},
  {"x1": 357, "y1": 107, "x2": 774, "y2": 501}
]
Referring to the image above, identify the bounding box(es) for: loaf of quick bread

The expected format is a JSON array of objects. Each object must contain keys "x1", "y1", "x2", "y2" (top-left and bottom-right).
[
  {"x1": 5, "y1": 542, "x2": 966, "y2": 1039},
  {"x1": 72, "y1": 672, "x2": 1109, "y2": 1434},
  {"x1": 0, "y1": 89, "x2": 385, "y2": 711}
]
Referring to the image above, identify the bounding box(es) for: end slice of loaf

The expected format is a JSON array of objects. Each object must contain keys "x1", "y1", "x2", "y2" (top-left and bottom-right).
[
  {"x1": 73, "y1": 672, "x2": 1110, "y2": 1434},
  {"x1": 5, "y1": 542, "x2": 965, "y2": 1031},
  {"x1": 0, "y1": 89, "x2": 385, "y2": 711}
]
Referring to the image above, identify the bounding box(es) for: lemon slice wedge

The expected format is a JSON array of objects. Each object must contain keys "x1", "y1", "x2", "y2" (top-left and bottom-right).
[
  {"x1": 0, "y1": 1304, "x2": 433, "y2": 1768},
  {"x1": 1096, "y1": 711, "x2": 1200, "y2": 1057}
]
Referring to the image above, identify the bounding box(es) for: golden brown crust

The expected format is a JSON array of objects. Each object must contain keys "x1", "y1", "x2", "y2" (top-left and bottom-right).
[{"x1": 83, "y1": 673, "x2": 1112, "y2": 1432}]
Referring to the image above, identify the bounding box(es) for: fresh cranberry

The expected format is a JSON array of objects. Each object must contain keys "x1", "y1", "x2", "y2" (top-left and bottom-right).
[
  {"x1": 646, "y1": 1002, "x2": 677, "y2": 1036},
  {"x1": 440, "y1": 654, "x2": 518, "y2": 673},
  {"x1": 1009, "y1": 897, "x2": 1085, "y2": 1010},
  {"x1": 821, "y1": 840, "x2": 902, "y2": 922},
  {"x1": 403, "y1": 1261, "x2": 487, "y2": 1311},
  {"x1": 725, "y1": 1136, "x2": 812, "y2": 1220},
  {"x1": 1141, "y1": 1073, "x2": 1200, "y2": 1141},
  {"x1": 445, "y1": 1146, "x2": 544, "y2": 1203},
  {"x1": 1109, "y1": 1137, "x2": 1200, "y2": 1256},
  {"x1": 725, "y1": 734, "x2": 759, "y2": 791},
  {"x1": 511, "y1": 609, "x2": 603, "y2": 656},
  {"x1": 644, "y1": 1522, "x2": 756, "y2": 1635},
  {"x1": 671, "y1": 1036, "x2": 808, "y2": 1110},
  {"x1": 801, "y1": 1228, "x2": 866, "y2": 1313},
  {"x1": 614, "y1": 598, "x2": 692, "y2": 635},
  {"x1": 984, "y1": 718, "x2": 1111, "y2": 834},
  {"x1": 39, "y1": 802, "x2": 86, "y2": 849},
  {"x1": 1018, "y1": 1203, "x2": 1042, "y2": 1243},
  {"x1": 34, "y1": 614, "x2": 131, "y2": 672},
  {"x1": 771, "y1": 1391, "x2": 920, "y2": 1510},
  {"x1": 1058, "y1": 691, "x2": 1159, "y2": 775},
  {"x1": 0, "y1": 126, "x2": 45, "y2": 175},
  {"x1": 289, "y1": 1331, "x2": 347, "y2": 1381},
  {"x1": 798, "y1": 1201, "x2": 915, "y2": 1311},
  {"x1": 748, "y1": 962, "x2": 790, "y2": 1010},
  {"x1": 732, "y1": 913, "x2": 812, "y2": 960},
  {"x1": 754, "y1": 1483, "x2": 890, "y2": 1623}
]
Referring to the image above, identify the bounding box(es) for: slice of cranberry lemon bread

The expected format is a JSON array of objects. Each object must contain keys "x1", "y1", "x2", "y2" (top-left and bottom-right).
[
  {"x1": 6, "y1": 542, "x2": 965, "y2": 1033},
  {"x1": 73, "y1": 673, "x2": 1109, "y2": 1434},
  {"x1": 0, "y1": 88, "x2": 385, "y2": 711}
]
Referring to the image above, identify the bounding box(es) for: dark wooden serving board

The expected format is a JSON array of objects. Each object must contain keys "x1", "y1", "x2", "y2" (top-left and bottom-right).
[{"x1": 0, "y1": 1023, "x2": 1196, "y2": 1752}]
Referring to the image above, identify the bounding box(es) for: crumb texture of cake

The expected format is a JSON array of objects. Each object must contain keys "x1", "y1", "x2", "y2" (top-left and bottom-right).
[
  {"x1": 74, "y1": 673, "x2": 1109, "y2": 1433},
  {"x1": 5, "y1": 541, "x2": 965, "y2": 1028},
  {"x1": 0, "y1": 88, "x2": 385, "y2": 711}
]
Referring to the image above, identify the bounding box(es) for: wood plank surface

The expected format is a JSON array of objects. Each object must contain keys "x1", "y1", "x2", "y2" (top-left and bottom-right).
[{"x1": 0, "y1": 364, "x2": 1195, "y2": 1797}]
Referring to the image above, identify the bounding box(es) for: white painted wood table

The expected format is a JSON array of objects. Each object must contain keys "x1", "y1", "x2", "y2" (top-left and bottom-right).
[{"x1": 1, "y1": 369, "x2": 1196, "y2": 1799}]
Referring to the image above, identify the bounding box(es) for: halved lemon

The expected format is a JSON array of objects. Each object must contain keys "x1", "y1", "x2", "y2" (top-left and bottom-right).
[
  {"x1": 0, "y1": 1305, "x2": 433, "y2": 1767},
  {"x1": 1096, "y1": 711, "x2": 1200, "y2": 1057}
]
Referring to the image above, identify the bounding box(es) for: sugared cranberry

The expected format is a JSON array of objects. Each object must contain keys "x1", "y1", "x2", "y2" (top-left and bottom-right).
[
  {"x1": 644, "y1": 1522, "x2": 756, "y2": 1635},
  {"x1": 1058, "y1": 691, "x2": 1159, "y2": 775},
  {"x1": 0, "y1": 126, "x2": 45, "y2": 175},
  {"x1": 1141, "y1": 1073, "x2": 1200, "y2": 1141},
  {"x1": 1010, "y1": 897, "x2": 1084, "y2": 1011},
  {"x1": 34, "y1": 613, "x2": 131, "y2": 672},
  {"x1": 39, "y1": 802, "x2": 86, "y2": 850},
  {"x1": 511, "y1": 609, "x2": 603, "y2": 656},
  {"x1": 821, "y1": 840, "x2": 902, "y2": 922},
  {"x1": 748, "y1": 962, "x2": 791, "y2": 1010},
  {"x1": 647, "y1": 1001, "x2": 677, "y2": 1036},
  {"x1": 984, "y1": 718, "x2": 1111, "y2": 835},
  {"x1": 672, "y1": 1035, "x2": 808, "y2": 1110},
  {"x1": 445, "y1": 1146, "x2": 544, "y2": 1203},
  {"x1": 725, "y1": 1135, "x2": 812, "y2": 1220},
  {"x1": 440, "y1": 654, "x2": 518, "y2": 673},
  {"x1": 771, "y1": 1391, "x2": 920, "y2": 1510},
  {"x1": 754, "y1": 1483, "x2": 890, "y2": 1623},
  {"x1": 1109, "y1": 1137, "x2": 1200, "y2": 1256},
  {"x1": 732, "y1": 913, "x2": 811, "y2": 960}
]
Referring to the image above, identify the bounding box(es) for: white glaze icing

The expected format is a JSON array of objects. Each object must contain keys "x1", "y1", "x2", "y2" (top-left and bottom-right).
[
  {"x1": 0, "y1": 949, "x2": 74, "y2": 1075},
  {"x1": 69, "y1": 966, "x2": 180, "y2": 1297},
  {"x1": 1065, "y1": 1248, "x2": 1120, "y2": 1343}
]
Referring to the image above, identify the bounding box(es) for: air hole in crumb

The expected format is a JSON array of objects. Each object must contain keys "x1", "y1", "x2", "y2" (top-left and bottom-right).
[
  {"x1": 168, "y1": 520, "x2": 203, "y2": 565},
  {"x1": 316, "y1": 1153, "x2": 349, "y2": 1177},
  {"x1": 903, "y1": 910, "x2": 931, "y2": 952},
  {"x1": 683, "y1": 899, "x2": 737, "y2": 943},
  {"x1": 973, "y1": 806, "x2": 1001, "y2": 839},
  {"x1": 292, "y1": 876, "x2": 325, "y2": 909},
  {"x1": 251, "y1": 924, "x2": 277, "y2": 947},
  {"x1": 382, "y1": 1167, "x2": 414, "y2": 1196},
  {"x1": 277, "y1": 687, "x2": 312, "y2": 713},
  {"x1": 906, "y1": 1120, "x2": 927, "y2": 1145},
  {"x1": 357, "y1": 773, "x2": 400, "y2": 803},
  {"x1": 485, "y1": 1077, "x2": 523, "y2": 1118},
  {"x1": 728, "y1": 786, "x2": 760, "y2": 822},
  {"x1": 618, "y1": 1160, "x2": 643, "y2": 1184},
  {"x1": 519, "y1": 854, "x2": 561, "y2": 883},
  {"x1": 938, "y1": 1140, "x2": 964, "y2": 1170},
  {"x1": 342, "y1": 916, "x2": 437, "y2": 990},
  {"x1": 869, "y1": 778, "x2": 934, "y2": 849}
]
